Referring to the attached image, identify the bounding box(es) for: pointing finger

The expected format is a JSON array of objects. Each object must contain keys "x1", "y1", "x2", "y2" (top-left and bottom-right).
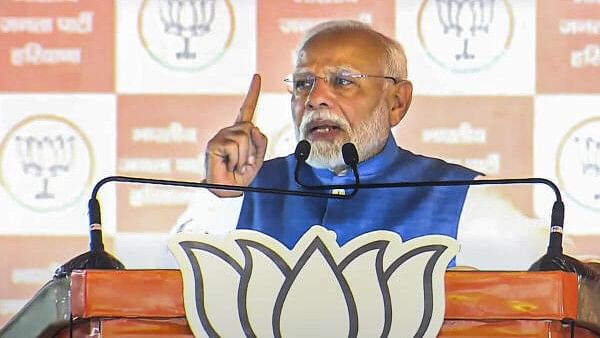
[{"x1": 236, "y1": 74, "x2": 261, "y2": 124}]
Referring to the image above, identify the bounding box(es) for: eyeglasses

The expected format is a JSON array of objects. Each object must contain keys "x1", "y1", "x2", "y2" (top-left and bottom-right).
[{"x1": 283, "y1": 70, "x2": 399, "y2": 96}]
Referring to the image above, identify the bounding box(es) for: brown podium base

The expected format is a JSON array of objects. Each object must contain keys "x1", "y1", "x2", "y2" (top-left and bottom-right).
[{"x1": 2, "y1": 269, "x2": 599, "y2": 337}]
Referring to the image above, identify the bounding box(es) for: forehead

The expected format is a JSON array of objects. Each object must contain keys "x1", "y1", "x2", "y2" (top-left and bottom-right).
[{"x1": 295, "y1": 30, "x2": 385, "y2": 73}]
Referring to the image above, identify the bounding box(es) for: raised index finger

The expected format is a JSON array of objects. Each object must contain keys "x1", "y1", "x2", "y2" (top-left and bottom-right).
[{"x1": 236, "y1": 74, "x2": 261, "y2": 123}]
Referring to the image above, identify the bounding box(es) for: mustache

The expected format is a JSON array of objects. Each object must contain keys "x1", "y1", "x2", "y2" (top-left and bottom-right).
[{"x1": 298, "y1": 109, "x2": 351, "y2": 137}]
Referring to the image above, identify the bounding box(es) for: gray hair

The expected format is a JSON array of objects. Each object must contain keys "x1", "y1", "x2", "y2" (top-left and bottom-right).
[{"x1": 297, "y1": 20, "x2": 408, "y2": 80}]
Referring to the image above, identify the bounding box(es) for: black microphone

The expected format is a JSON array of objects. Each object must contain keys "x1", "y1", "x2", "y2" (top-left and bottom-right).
[
  {"x1": 54, "y1": 174, "x2": 354, "y2": 278},
  {"x1": 294, "y1": 140, "x2": 360, "y2": 197},
  {"x1": 341, "y1": 143, "x2": 360, "y2": 189},
  {"x1": 341, "y1": 143, "x2": 359, "y2": 167},
  {"x1": 294, "y1": 139, "x2": 311, "y2": 163}
]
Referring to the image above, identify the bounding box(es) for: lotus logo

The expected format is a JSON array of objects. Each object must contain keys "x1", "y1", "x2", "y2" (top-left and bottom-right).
[
  {"x1": 0, "y1": 115, "x2": 94, "y2": 212},
  {"x1": 417, "y1": 0, "x2": 514, "y2": 73},
  {"x1": 556, "y1": 116, "x2": 600, "y2": 211},
  {"x1": 138, "y1": 0, "x2": 236, "y2": 71},
  {"x1": 169, "y1": 226, "x2": 457, "y2": 337}
]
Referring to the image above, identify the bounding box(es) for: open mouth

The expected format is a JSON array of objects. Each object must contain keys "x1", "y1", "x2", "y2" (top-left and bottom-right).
[
  {"x1": 304, "y1": 121, "x2": 344, "y2": 140},
  {"x1": 310, "y1": 125, "x2": 340, "y2": 134}
]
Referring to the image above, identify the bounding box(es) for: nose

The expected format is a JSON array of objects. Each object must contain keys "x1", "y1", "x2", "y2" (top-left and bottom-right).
[{"x1": 306, "y1": 76, "x2": 335, "y2": 110}]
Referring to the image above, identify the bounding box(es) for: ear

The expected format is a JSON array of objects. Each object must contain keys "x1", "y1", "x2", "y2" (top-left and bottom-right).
[{"x1": 386, "y1": 80, "x2": 413, "y2": 128}]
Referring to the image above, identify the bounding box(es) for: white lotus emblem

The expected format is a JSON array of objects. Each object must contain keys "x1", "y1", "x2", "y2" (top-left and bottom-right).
[{"x1": 169, "y1": 225, "x2": 458, "y2": 338}]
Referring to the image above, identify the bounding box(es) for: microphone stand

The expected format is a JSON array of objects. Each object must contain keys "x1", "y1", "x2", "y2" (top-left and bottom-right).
[
  {"x1": 54, "y1": 175, "x2": 350, "y2": 278},
  {"x1": 53, "y1": 196, "x2": 124, "y2": 278}
]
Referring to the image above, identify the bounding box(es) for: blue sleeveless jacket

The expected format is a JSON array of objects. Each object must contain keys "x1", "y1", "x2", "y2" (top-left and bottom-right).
[{"x1": 237, "y1": 136, "x2": 480, "y2": 249}]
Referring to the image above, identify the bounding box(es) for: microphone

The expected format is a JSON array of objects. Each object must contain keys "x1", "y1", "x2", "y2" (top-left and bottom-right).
[
  {"x1": 341, "y1": 143, "x2": 359, "y2": 168},
  {"x1": 341, "y1": 143, "x2": 360, "y2": 189},
  {"x1": 54, "y1": 174, "x2": 353, "y2": 278},
  {"x1": 294, "y1": 139, "x2": 311, "y2": 163},
  {"x1": 294, "y1": 140, "x2": 360, "y2": 196}
]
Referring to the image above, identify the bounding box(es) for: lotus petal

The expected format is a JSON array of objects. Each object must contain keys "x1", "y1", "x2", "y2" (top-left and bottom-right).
[
  {"x1": 339, "y1": 240, "x2": 389, "y2": 337},
  {"x1": 384, "y1": 236, "x2": 458, "y2": 338},
  {"x1": 236, "y1": 239, "x2": 290, "y2": 337},
  {"x1": 276, "y1": 238, "x2": 356, "y2": 337},
  {"x1": 173, "y1": 237, "x2": 246, "y2": 338}
]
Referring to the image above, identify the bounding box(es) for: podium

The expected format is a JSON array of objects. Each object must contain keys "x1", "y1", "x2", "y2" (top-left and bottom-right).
[{"x1": 1, "y1": 270, "x2": 599, "y2": 337}]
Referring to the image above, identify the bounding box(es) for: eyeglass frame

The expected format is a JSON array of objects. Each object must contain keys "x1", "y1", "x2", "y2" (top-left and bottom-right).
[{"x1": 283, "y1": 70, "x2": 401, "y2": 96}]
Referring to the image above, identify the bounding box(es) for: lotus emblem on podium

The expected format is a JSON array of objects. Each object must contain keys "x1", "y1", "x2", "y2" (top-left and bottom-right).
[{"x1": 169, "y1": 225, "x2": 457, "y2": 338}]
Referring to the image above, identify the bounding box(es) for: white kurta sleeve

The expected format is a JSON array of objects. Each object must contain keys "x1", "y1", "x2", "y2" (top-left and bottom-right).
[
  {"x1": 455, "y1": 184, "x2": 551, "y2": 271},
  {"x1": 171, "y1": 189, "x2": 243, "y2": 237}
]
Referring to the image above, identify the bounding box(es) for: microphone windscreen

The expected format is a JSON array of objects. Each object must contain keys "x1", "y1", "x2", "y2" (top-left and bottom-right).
[
  {"x1": 342, "y1": 143, "x2": 359, "y2": 166},
  {"x1": 294, "y1": 140, "x2": 311, "y2": 162},
  {"x1": 88, "y1": 198, "x2": 101, "y2": 225}
]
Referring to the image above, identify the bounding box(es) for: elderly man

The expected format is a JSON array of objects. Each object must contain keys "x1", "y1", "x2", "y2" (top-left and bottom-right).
[{"x1": 174, "y1": 20, "x2": 549, "y2": 270}]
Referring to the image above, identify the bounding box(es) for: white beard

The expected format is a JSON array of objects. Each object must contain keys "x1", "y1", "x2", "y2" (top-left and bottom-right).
[{"x1": 295, "y1": 98, "x2": 389, "y2": 173}]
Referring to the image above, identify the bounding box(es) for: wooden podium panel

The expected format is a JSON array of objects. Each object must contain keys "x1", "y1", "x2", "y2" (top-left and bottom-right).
[
  {"x1": 444, "y1": 271, "x2": 578, "y2": 320},
  {"x1": 70, "y1": 270, "x2": 185, "y2": 319},
  {"x1": 440, "y1": 320, "x2": 595, "y2": 337},
  {"x1": 69, "y1": 270, "x2": 578, "y2": 320},
  {"x1": 56, "y1": 270, "x2": 596, "y2": 337},
  {"x1": 2, "y1": 269, "x2": 598, "y2": 337}
]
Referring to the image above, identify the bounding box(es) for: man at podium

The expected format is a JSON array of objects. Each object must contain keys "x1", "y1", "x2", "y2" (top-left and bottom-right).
[{"x1": 172, "y1": 20, "x2": 550, "y2": 271}]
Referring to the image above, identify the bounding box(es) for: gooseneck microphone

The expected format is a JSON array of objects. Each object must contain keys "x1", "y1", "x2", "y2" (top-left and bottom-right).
[
  {"x1": 292, "y1": 139, "x2": 593, "y2": 276},
  {"x1": 54, "y1": 169, "x2": 357, "y2": 277},
  {"x1": 56, "y1": 141, "x2": 363, "y2": 277},
  {"x1": 294, "y1": 166, "x2": 593, "y2": 276},
  {"x1": 294, "y1": 140, "x2": 361, "y2": 196}
]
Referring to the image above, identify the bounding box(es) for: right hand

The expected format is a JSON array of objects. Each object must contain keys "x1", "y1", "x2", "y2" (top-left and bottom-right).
[{"x1": 205, "y1": 74, "x2": 268, "y2": 197}]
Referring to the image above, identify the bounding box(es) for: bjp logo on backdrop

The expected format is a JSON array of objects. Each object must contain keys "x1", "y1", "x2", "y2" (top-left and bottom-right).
[
  {"x1": 0, "y1": 115, "x2": 94, "y2": 212},
  {"x1": 138, "y1": 0, "x2": 236, "y2": 71},
  {"x1": 417, "y1": 0, "x2": 514, "y2": 73},
  {"x1": 557, "y1": 117, "x2": 600, "y2": 211},
  {"x1": 169, "y1": 226, "x2": 457, "y2": 338}
]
